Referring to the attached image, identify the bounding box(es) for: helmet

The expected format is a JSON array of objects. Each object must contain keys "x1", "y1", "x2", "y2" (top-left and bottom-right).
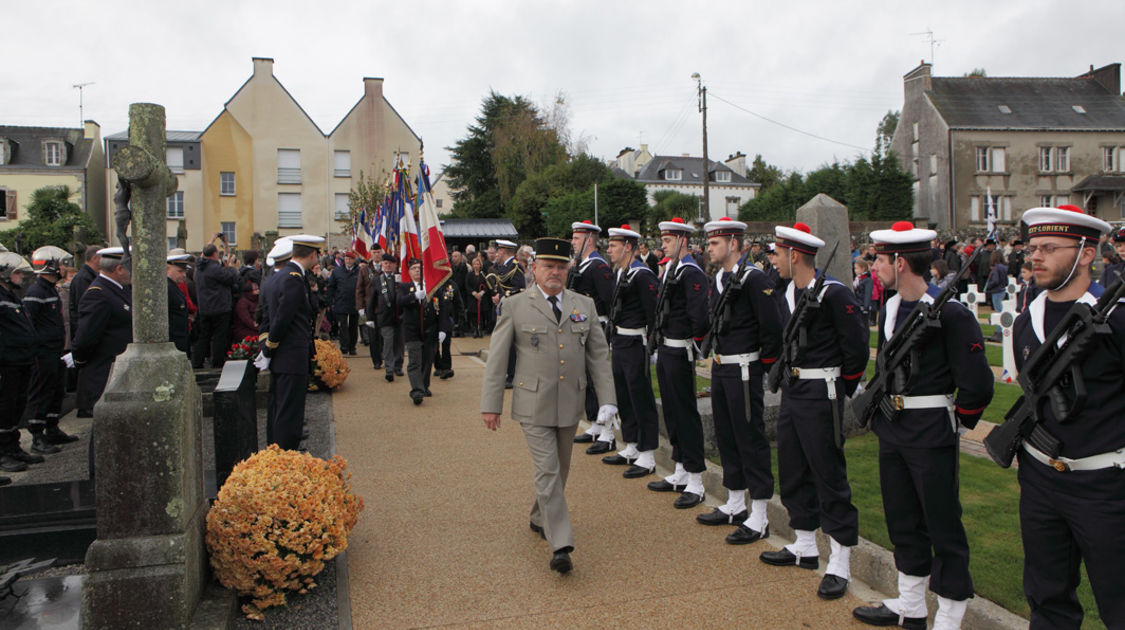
[
  {"x1": 0, "y1": 251, "x2": 32, "y2": 282},
  {"x1": 31, "y1": 245, "x2": 72, "y2": 275}
]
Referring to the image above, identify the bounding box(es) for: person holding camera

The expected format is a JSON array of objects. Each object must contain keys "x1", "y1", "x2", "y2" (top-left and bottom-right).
[{"x1": 191, "y1": 233, "x2": 240, "y2": 369}]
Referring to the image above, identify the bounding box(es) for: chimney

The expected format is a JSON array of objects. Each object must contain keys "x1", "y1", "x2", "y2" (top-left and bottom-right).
[
  {"x1": 1078, "y1": 63, "x2": 1121, "y2": 96},
  {"x1": 725, "y1": 151, "x2": 747, "y2": 177},
  {"x1": 904, "y1": 61, "x2": 933, "y2": 100},
  {"x1": 83, "y1": 120, "x2": 100, "y2": 139},
  {"x1": 364, "y1": 77, "x2": 385, "y2": 101},
  {"x1": 252, "y1": 57, "x2": 275, "y2": 77}
]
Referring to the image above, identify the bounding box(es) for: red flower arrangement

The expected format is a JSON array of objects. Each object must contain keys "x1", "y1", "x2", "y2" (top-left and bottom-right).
[{"x1": 227, "y1": 335, "x2": 261, "y2": 361}]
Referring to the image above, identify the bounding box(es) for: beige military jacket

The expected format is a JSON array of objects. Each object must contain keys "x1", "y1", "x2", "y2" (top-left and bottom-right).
[{"x1": 481, "y1": 287, "x2": 615, "y2": 426}]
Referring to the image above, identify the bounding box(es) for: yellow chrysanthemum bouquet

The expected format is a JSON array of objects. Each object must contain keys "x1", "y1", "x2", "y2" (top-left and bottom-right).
[{"x1": 309, "y1": 338, "x2": 350, "y2": 391}]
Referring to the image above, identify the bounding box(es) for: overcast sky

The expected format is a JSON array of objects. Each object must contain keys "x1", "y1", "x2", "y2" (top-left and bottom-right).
[{"x1": 4, "y1": 0, "x2": 1123, "y2": 177}]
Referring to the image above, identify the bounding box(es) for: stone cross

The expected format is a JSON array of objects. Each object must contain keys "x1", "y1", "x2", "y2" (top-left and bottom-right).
[
  {"x1": 989, "y1": 306, "x2": 1018, "y2": 384},
  {"x1": 959, "y1": 284, "x2": 985, "y2": 319}
]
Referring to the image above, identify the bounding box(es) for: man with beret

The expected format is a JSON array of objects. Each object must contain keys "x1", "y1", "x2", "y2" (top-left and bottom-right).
[
  {"x1": 369, "y1": 253, "x2": 404, "y2": 381},
  {"x1": 566, "y1": 220, "x2": 616, "y2": 448},
  {"x1": 481, "y1": 237, "x2": 616, "y2": 574},
  {"x1": 852, "y1": 221, "x2": 993, "y2": 630},
  {"x1": 1008, "y1": 205, "x2": 1125, "y2": 629},
  {"x1": 399, "y1": 259, "x2": 439, "y2": 405},
  {"x1": 759, "y1": 223, "x2": 867, "y2": 600}
]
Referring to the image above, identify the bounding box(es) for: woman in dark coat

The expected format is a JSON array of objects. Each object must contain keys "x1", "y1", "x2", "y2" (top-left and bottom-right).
[{"x1": 465, "y1": 256, "x2": 491, "y2": 337}]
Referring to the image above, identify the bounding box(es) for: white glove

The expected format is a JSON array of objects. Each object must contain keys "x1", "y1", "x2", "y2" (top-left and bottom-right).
[
  {"x1": 650, "y1": 351, "x2": 658, "y2": 365},
  {"x1": 365, "y1": 321, "x2": 376, "y2": 328},
  {"x1": 61, "y1": 352, "x2": 75, "y2": 368},
  {"x1": 414, "y1": 289, "x2": 426, "y2": 301},
  {"x1": 359, "y1": 309, "x2": 366, "y2": 318},
  {"x1": 439, "y1": 332, "x2": 447, "y2": 344},
  {"x1": 253, "y1": 351, "x2": 271, "y2": 371},
  {"x1": 596, "y1": 404, "x2": 618, "y2": 427}
]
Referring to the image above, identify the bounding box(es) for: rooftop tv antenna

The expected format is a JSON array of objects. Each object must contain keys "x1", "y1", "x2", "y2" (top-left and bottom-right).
[
  {"x1": 73, "y1": 82, "x2": 95, "y2": 125},
  {"x1": 909, "y1": 29, "x2": 943, "y2": 65}
]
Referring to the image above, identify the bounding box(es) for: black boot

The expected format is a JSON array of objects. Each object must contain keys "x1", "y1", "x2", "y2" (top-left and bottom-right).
[
  {"x1": 44, "y1": 422, "x2": 79, "y2": 444},
  {"x1": 31, "y1": 434, "x2": 62, "y2": 455}
]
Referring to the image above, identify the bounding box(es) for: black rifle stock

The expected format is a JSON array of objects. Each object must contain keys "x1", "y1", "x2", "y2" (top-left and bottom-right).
[
  {"x1": 767, "y1": 242, "x2": 839, "y2": 393},
  {"x1": 851, "y1": 245, "x2": 985, "y2": 427},
  {"x1": 606, "y1": 267, "x2": 629, "y2": 338},
  {"x1": 647, "y1": 258, "x2": 681, "y2": 355},
  {"x1": 698, "y1": 262, "x2": 747, "y2": 359},
  {"x1": 566, "y1": 232, "x2": 593, "y2": 292},
  {"x1": 982, "y1": 277, "x2": 1125, "y2": 468}
]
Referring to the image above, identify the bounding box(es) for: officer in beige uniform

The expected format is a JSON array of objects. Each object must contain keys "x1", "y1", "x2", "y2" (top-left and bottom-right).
[{"x1": 481, "y1": 238, "x2": 617, "y2": 575}]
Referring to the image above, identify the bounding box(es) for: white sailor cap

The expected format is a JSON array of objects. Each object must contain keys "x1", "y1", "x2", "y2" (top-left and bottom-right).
[
  {"x1": 570, "y1": 220, "x2": 601, "y2": 234},
  {"x1": 774, "y1": 222, "x2": 825, "y2": 255},
  {"x1": 289, "y1": 234, "x2": 326, "y2": 250},
  {"x1": 658, "y1": 217, "x2": 695, "y2": 235},
  {"x1": 167, "y1": 252, "x2": 193, "y2": 268},
  {"x1": 607, "y1": 224, "x2": 642, "y2": 241},
  {"x1": 1021, "y1": 204, "x2": 1110, "y2": 241},
  {"x1": 96, "y1": 246, "x2": 126, "y2": 259},
  {"x1": 704, "y1": 217, "x2": 747, "y2": 238},
  {"x1": 495, "y1": 239, "x2": 518, "y2": 250},
  {"x1": 267, "y1": 237, "x2": 294, "y2": 266},
  {"x1": 870, "y1": 221, "x2": 938, "y2": 255}
]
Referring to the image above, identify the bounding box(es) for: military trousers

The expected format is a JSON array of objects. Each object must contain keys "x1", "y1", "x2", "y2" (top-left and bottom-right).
[
  {"x1": 655, "y1": 346, "x2": 705, "y2": 473},
  {"x1": 405, "y1": 338, "x2": 435, "y2": 398},
  {"x1": 268, "y1": 372, "x2": 307, "y2": 451},
  {"x1": 76, "y1": 356, "x2": 114, "y2": 414},
  {"x1": 610, "y1": 335, "x2": 659, "y2": 451},
  {"x1": 1018, "y1": 450, "x2": 1125, "y2": 629},
  {"x1": 777, "y1": 392, "x2": 858, "y2": 545},
  {"x1": 710, "y1": 361, "x2": 772, "y2": 499},
  {"x1": 379, "y1": 325, "x2": 404, "y2": 374},
  {"x1": 0, "y1": 365, "x2": 31, "y2": 451},
  {"x1": 24, "y1": 350, "x2": 66, "y2": 431},
  {"x1": 878, "y1": 441, "x2": 973, "y2": 601},
  {"x1": 522, "y1": 422, "x2": 578, "y2": 552}
]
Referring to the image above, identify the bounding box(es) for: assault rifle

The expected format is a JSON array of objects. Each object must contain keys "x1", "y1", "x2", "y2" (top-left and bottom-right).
[
  {"x1": 767, "y1": 241, "x2": 839, "y2": 393},
  {"x1": 647, "y1": 257, "x2": 681, "y2": 355},
  {"x1": 698, "y1": 260, "x2": 747, "y2": 359},
  {"x1": 983, "y1": 277, "x2": 1125, "y2": 468},
  {"x1": 566, "y1": 231, "x2": 594, "y2": 292},
  {"x1": 605, "y1": 266, "x2": 629, "y2": 338},
  {"x1": 851, "y1": 245, "x2": 984, "y2": 427}
]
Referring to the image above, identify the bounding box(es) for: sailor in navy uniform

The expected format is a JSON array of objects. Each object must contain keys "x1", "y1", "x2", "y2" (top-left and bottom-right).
[
  {"x1": 567, "y1": 220, "x2": 617, "y2": 449},
  {"x1": 167, "y1": 252, "x2": 193, "y2": 355},
  {"x1": 72, "y1": 247, "x2": 133, "y2": 418},
  {"x1": 600, "y1": 224, "x2": 661, "y2": 478},
  {"x1": 0, "y1": 253, "x2": 41, "y2": 479},
  {"x1": 647, "y1": 217, "x2": 711, "y2": 508},
  {"x1": 1012, "y1": 206, "x2": 1125, "y2": 629},
  {"x1": 852, "y1": 222, "x2": 993, "y2": 630},
  {"x1": 261, "y1": 234, "x2": 323, "y2": 450},
  {"x1": 256, "y1": 238, "x2": 293, "y2": 442},
  {"x1": 22, "y1": 246, "x2": 80, "y2": 454},
  {"x1": 694, "y1": 218, "x2": 782, "y2": 537},
  {"x1": 491, "y1": 239, "x2": 526, "y2": 388},
  {"x1": 758, "y1": 223, "x2": 867, "y2": 600}
]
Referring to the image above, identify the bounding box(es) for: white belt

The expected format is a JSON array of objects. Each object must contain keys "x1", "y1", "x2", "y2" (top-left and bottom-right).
[
  {"x1": 662, "y1": 337, "x2": 694, "y2": 362},
  {"x1": 793, "y1": 366, "x2": 842, "y2": 400},
  {"x1": 885, "y1": 393, "x2": 956, "y2": 431},
  {"x1": 615, "y1": 326, "x2": 647, "y2": 346},
  {"x1": 1023, "y1": 442, "x2": 1125, "y2": 473},
  {"x1": 714, "y1": 352, "x2": 760, "y2": 381}
]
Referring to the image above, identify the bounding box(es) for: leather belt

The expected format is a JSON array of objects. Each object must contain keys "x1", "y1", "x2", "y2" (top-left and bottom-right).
[
  {"x1": 1023, "y1": 442, "x2": 1125, "y2": 473},
  {"x1": 714, "y1": 352, "x2": 761, "y2": 381},
  {"x1": 792, "y1": 366, "x2": 842, "y2": 400},
  {"x1": 662, "y1": 337, "x2": 694, "y2": 362}
]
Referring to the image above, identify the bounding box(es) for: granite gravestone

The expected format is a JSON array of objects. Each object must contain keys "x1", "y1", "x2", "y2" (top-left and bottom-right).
[
  {"x1": 795, "y1": 193, "x2": 853, "y2": 284},
  {"x1": 82, "y1": 103, "x2": 210, "y2": 628}
]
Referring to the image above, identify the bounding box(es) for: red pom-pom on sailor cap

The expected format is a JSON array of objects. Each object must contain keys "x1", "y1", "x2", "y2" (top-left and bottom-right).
[
  {"x1": 870, "y1": 221, "x2": 937, "y2": 255},
  {"x1": 774, "y1": 222, "x2": 825, "y2": 255},
  {"x1": 1021, "y1": 205, "x2": 1110, "y2": 241},
  {"x1": 704, "y1": 217, "x2": 747, "y2": 238},
  {"x1": 607, "y1": 223, "x2": 642, "y2": 241},
  {"x1": 659, "y1": 215, "x2": 695, "y2": 234},
  {"x1": 570, "y1": 219, "x2": 602, "y2": 233}
]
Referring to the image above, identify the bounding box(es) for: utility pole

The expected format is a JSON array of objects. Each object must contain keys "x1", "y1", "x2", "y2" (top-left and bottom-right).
[
  {"x1": 692, "y1": 73, "x2": 709, "y2": 222},
  {"x1": 73, "y1": 82, "x2": 94, "y2": 126}
]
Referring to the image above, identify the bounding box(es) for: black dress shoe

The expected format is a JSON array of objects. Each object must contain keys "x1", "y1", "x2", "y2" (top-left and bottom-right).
[
  {"x1": 818, "y1": 574, "x2": 849, "y2": 600},
  {"x1": 31, "y1": 435, "x2": 61, "y2": 455},
  {"x1": 573, "y1": 433, "x2": 595, "y2": 444},
  {"x1": 623, "y1": 464, "x2": 655, "y2": 479},
  {"x1": 529, "y1": 522, "x2": 546, "y2": 540},
  {"x1": 601, "y1": 453, "x2": 635, "y2": 466},
  {"x1": 1, "y1": 454, "x2": 28, "y2": 473},
  {"x1": 674, "y1": 491, "x2": 705, "y2": 509},
  {"x1": 424, "y1": 390, "x2": 433, "y2": 397},
  {"x1": 9, "y1": 447, "x2": 44, "y2": 464},
  {"x1": 696, "y1": 508, "x2": 748, "y2": 526},
  {"x1": 852, "y1": 604, "x2": 927, "y2": 629},
  {"x1": 549, "y1": 549, "x2": 573, "y2": 574},
  {"x1": 440, "y1": 370, "x2": 454, "y2": 379},
  {"x1": 585, "y1": 440, "x2": 615, "y2": 455},
  {"x1": 759, "y1": 547, "x2": 819, "y2": 570},
  {"x1": 385, "y1": 373, "x2": 394, "y2": 382},
  {"x1": 45, "y1": 427, "x2": 79, "y2": 444},
  {"x1": 726, "y1": 523, "x2": 769, "y2": 545},
  {"x1": 412, "y1": 395, "x2": 423, "y2": 405},
  {"x1": 647, "y1": 479, "x2": 685, "y2": 493},
  {"x1": 373, "y1": 362, "x2": 384, "y2": 369}
]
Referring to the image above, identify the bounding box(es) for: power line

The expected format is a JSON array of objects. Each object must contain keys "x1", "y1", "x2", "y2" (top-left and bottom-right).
[{"x1": 708, "y1": 91, "x2": 871, "y2": 152}]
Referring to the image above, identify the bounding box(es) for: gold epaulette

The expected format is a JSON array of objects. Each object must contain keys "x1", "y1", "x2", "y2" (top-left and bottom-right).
[
  {"x1": 258, "y1": 332, "x2": 269, "y2": 342},
  {"x1": 289, "y1": 271, "x2": 303, "y2": 277},
  {"x1": 88, "y1": 286, "x2": 103, "y2": 291},
  {"x1": 265, "y1": 338, "x2": 280, "y2": 349}
]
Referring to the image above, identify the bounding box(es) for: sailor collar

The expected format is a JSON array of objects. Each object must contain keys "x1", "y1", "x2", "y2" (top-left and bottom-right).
[
  {"x1": 783, "y1": 270, "x2": 836, "y2": 313},
  {"x1": 1027, "y1": 282, "x2": 1102, "y2": 345},
  {"x1": 883, "y1": 284, "x2": 941, "y2": 340}
]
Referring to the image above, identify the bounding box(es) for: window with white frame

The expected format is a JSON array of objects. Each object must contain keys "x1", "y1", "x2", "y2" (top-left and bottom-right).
[
  {"x1": 0, "y1": 188, "x2": 8, "y2": 219},
  {"x1": 334, "y1": 151, "x2": 351, "y2": 177},
  {"x1": 278, "y1": 193, "x2": 302, "y2": 228},
  {"x1": 167, "y1": 147, "x2": 184, "y2": 173},
  {"x1": 725, "y1": 196, "x2": 740, "y2": 215},
  {"x1": 975, "y1": 147, "x2": 990, "y2": 172},
  {"x1": 1104, "y1": 147, "x2": 1118, "y2": 172},
  {"x1": 44, "y1": 141, "x2": 61, "y2": 166},
  {"x1": 1056, "y1": 146, "x2": 1070, "y2": 172},
  {"x1": 435, "y1": 198, "x2": 443, "y2": 209},
  {"x1": 1040, "y1": 195, "x2": 1053, "y2": 208},
  {"x1": 929, "y1": 154, "x2": 938, "y2": 175},
  {"x1": 664, "y1": 168, "x2": 682, "y2": 181},
  {"x1": 221, "y1": 221, "x2": 236, "y2": 246},
  {"x1": 912, "y1": 122, "x2": 919, "y2": 141},
  {"x1": 167, "y1": 237, "x2": 177, "y2": 250},
  {"x1": 1039, "y1": 146, "x2": 1071, "y2": 173},
  {"x1": 334, "y1": 193, "x2": 350, "y2": 221},
  {"x1": 277, "y1": 149, "x2": 301, "y2": 184},
  {"x1": 220, "y1": 171, "x2": 236, "y2": 196},
  {"x1": 1055, "y1": 194, "x2": 1069, "y2": 207},
  {"x1": 166, "y1": 191, "x2": 184, "y2": 219},
  {"x1": 969, "y1": 194, "x2": 1008, "y2": 222},
  {"x1": 715, "y1": 170, "x2": 731, "y2": 183},
  {"x1": 1039, "y1": 147, "x2": 1053, "y2": 172},
  {"x1": 975, "y1": 146, "x2": 1006, "y2": 173}
]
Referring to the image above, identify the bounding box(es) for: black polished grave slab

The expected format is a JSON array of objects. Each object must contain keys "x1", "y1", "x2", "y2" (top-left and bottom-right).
[
  {"x1": 0, "y1": 575, "x2": 83, "y2": 629},
  {"x1": 0, "y1": 482, "x2": 96, "y2": 566},
  {"x1": 212, "y1": 360, "x2": 259, "y2": 489}
]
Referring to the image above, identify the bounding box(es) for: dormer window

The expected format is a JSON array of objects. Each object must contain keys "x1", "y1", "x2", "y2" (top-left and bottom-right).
[
  {"x1": 997, "y1": 105, "x2": 1012, "y2": 114},
  {"x1": 1072, "y1": 105, "x2": 1087, "y2": 114},
  {"x1": 44, "y1": 141, "x2": 62, "y2": 166},
  {"x1": 715, "y1": 170, "x2": 731, "y2": 183},
  {"x1": 664, "y1": 168, "x2": 682, "y2": 181}
]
